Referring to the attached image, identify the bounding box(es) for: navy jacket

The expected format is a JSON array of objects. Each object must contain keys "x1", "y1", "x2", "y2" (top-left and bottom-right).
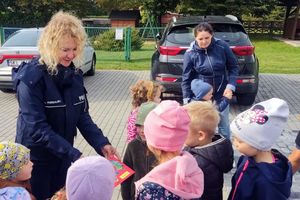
[
  {"x1": 184, "y1": 135, "x2": 234, "y2": 200},
  {"x1": 13, "y1": 59, "x2": 110, "y2": 162},
  {"x1": 182, "y1": 38, "x2": 238, "y2": 101},
  {"x1": 228, "y1": 149, "x2": 292, "y2": 200}
]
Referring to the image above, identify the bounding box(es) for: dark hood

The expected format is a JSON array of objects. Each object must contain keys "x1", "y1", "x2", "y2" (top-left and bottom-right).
[
  {"x1": 256, "y1": 149, "x2": 293, "y2": 197},
  {"x1": 184, "y1": 134, "x2": 234, "y2": 173}
]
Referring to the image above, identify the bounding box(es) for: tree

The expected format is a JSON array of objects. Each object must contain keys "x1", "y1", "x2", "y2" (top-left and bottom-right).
[
  {"x1": 0, "y1": 0, "x2": 100, "y2": 27},
  {"x1": 176, "y1": 0, "x2": 280, "y2": 20},
  {"x1": 95, "y1": 0, "x2": 140, "y2": 13}
]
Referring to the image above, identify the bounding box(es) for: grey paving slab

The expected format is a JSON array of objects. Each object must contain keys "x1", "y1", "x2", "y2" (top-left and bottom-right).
[{"x1": 0, "y1": 71, "x2": 299, "y2": 200}]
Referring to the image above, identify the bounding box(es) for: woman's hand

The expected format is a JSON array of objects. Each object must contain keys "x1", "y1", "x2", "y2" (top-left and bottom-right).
[
  {"x1": 223, "y1": 88, "x2": 233, "y2": 100},
  {"x1": 101, "y1": 144, "x2": 120, "y2": 159}
]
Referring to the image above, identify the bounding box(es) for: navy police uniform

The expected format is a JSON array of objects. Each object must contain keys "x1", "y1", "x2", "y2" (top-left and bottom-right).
[{"x1": 13, "y1": 58, "x2": 110, "y2": 200}]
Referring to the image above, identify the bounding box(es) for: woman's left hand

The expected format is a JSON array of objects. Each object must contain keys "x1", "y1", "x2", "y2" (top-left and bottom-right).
[
  {"x1": 101, "y1": 144, "x2": 120, "y2": 159},
  {"x1": 223, "y1": 88, "x2": 233, "y2": 99}
]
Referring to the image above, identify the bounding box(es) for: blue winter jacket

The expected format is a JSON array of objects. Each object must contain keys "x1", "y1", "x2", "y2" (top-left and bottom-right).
[
  {"x1": 13, "y1": 59, "x2": 110, "y2": 162},
  {"x1": 182, "y1": 38, "x2": 239, "y2": 101},
  {"x1": 228, "y1": 149, "x2": 292, "y2": 200}
]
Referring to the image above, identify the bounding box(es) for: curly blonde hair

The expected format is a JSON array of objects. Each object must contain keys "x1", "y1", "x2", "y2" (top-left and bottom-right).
[
  {"x1": 130, "y1": 80, "x2": 163, "y2": 108},
  {"x1": 38, "y1": 11, "x2": 87, "y2": 74}
]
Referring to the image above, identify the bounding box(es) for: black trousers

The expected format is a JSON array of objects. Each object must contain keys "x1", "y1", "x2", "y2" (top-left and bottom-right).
[{"x1": 30, "y1": 159, "x2": 71, "y2": 200}]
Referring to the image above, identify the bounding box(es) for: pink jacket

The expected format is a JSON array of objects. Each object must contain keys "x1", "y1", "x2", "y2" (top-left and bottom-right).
[
  {"x1": 135, "y1": 151, "x2": 204, "y2": 199},
  {"x1": 126, "y1": 108, "x2": 138, "y2": 142}
]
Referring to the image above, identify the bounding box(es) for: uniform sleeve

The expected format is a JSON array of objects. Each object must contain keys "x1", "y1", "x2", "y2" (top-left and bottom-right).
[
  {"x1": 223, "y1": 42, "x2": 239, "y2": 90},
  {"x1": 181, "y1": 52, "x2": 194, "y2": 99},
  {"x1": 296, "y1": 131, "x2": 300, "y2": 149},
  {"x1": 16, "y1": 81, "x2": 82, "y2": 161},
  {"x1": 121, "y1": 144, "x2": 134, "y2": 200},
  {"x1": 76, "y1": 94, "x2": 110, "y2": 156}
]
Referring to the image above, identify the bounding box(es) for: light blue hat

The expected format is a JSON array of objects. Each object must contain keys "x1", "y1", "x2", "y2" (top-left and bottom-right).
[{"x1": 191, "y1": 79, "x2": 212, "y2": 100}]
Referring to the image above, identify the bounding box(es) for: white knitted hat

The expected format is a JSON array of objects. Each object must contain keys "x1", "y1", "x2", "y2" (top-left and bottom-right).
[{"x1": 230, "y1": 98, "x2": 289, "y2": 151}]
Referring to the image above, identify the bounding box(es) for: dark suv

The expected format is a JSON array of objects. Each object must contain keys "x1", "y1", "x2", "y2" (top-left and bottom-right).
[{"x1": 151, "y1": 15, "x2": 259, "y2": 105}]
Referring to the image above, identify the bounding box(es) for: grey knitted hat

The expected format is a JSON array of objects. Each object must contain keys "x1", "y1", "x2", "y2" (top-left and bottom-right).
[{"x1": 231, "y1": 98, "x2": 289, "y2": 151}]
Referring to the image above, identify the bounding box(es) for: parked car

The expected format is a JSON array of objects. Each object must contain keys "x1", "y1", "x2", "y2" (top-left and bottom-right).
[
  {"x1": 151, "y1": 15, "x2": 259, "y2": 105},
  {"x1": 0, "y1": 28, "x2": 96, "y2": 92}
]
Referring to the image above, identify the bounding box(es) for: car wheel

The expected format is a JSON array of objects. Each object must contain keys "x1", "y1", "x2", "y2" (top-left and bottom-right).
[
  {"x1": 236, "y1": 93, "x2": 257, "y2": 106},
  {"x1": 86, "y1": 55, "x2": 96, "y2": 76},
  {"x1": 150, "y1": 61, "x2": 158, "y2": 80}
]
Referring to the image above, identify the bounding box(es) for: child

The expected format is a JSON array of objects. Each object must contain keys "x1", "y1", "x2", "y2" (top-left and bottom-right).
[
  {"x1": 126, "y1": 80, "x2": 163, "y2": 142},
  {"x1": 191, "y1": 79, "x2": 233, "y2": 139},
  {"x1": 0, "y1": 141, "x2": 35, "y2": 200},
  {"x1": 135, "y1": 100, "x2": 204, "y2": 199},
  {"x1": 288, "y1": 131, "x2": 300, "y2": 173},
  {"x1": 121, "y1": 101, "x2": 157, "y2": 200},
  {"x1": 228, "y1": 98, "x2": 292, "y2": 200},
  {"x1": 0, "y1": 187, "x2": 31, "y2": 200},
  {"x1": 183, "y1": 101, "x2": 234, "y2": 200},
  {"x1": 191, "y1": 79, "x2": 232, "y2": 112},
  {"x1": 65, "y1": 156, "x2": 115, "y2": 200}
]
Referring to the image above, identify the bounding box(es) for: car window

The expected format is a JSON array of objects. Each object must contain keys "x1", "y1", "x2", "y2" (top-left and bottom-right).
[
  {"x1": 166, "y1": 25, "x2": 195, "y2": 45},
  {"x1": 212, "y1": 23, "x2": 248, "y2": 43},
  {"x1": 3, "y1": 30, "x2": 41, "y2": 47},
  {"x1": 166, "y1": 23, "x2": 248, "y2": 45}
]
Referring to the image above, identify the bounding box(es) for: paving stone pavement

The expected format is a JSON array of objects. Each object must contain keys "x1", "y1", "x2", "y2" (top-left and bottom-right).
[{"x1": 0, "y1": 71, "x2": 299, "y2": 200}]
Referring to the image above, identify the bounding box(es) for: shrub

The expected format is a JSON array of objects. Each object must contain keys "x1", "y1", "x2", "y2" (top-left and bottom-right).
[{"x1": 92, "y1": 28, "x2": 144, "y2": 51}]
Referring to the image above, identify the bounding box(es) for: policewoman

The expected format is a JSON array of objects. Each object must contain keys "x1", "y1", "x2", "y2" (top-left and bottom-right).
[{"x1": 13, "y1": 11, "x2": 118, "y2": 200}]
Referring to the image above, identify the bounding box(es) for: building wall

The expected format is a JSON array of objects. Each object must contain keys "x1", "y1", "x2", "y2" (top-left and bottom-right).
[{"x1": 111, "y1": 20, "x2": 136, "y2": 27}]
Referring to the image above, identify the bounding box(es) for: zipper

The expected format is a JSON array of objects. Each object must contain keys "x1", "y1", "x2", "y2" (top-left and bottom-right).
[
  {"x1": 217, "y1": 75, "x2": 224, "y2": 93},
  {"x1": 205, "y1": 49, "x2": 216, "y2": 93},
  {"x1": 231, "y1": 159, "x2": 249, "y2": 200},
  {"x1": 205, "y1": 48, "x2": 224, "y2": 94}
]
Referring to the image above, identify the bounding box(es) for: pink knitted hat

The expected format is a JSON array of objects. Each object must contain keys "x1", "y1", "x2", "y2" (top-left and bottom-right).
[{"x1": 144, "y1": 100, "x2": 191, "y2": 152}]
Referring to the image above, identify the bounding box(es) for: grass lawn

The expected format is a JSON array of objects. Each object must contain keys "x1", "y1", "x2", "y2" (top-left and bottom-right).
[
  {"x1": 96, "y1": 38, "x2": 300, "y2": 74},
  {"x1": 251, "y1": 36, "x2": 300, "y2": 74},
  {"x1": 96, "y1": 41, "x2": 155, "y2": 70}
]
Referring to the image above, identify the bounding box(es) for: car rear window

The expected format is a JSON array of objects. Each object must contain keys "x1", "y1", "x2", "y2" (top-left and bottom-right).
[
  {"x1": 3, "y1": 30, "x2": 41, "y2": 47},
  {"x1": 212, "y1": 23, "x2": 248, "y2": 44},
  {"x1": 166, "y1": 25, "x2": 195, "y2": 45},
  {"x1": 166, "y1": 23, "x2": 249, "y2": 45}
]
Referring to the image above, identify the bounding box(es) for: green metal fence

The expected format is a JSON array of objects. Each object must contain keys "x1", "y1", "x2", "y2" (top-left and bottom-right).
[
  {"x1": 84, "y1": 27, "x2": 165, "y2": 39},
  {"x1": 0, "y1": 21, "x2": 284, "y2": 46}
]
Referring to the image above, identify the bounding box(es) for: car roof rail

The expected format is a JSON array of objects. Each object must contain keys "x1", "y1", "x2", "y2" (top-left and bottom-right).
[{"x1": 225, "y1": 15, "x2": 238, "y2": 21}]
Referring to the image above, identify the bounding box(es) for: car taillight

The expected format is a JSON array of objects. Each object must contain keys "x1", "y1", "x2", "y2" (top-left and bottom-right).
[
  {"x1": 156, "y1": 76, "x2": 177, "y2": 82},
  {"x1": 236, "y1": 78, "x2": 256, "y2": 84},
  {"x1": 231, "y1": 46, "x2": 255, "y2": 56},
  {"x1": 0, "y1": 54, "x2": 38, "y2": 64},
  {"x1": 159, "y1": 46, "x2": 187, "y2": 56}
]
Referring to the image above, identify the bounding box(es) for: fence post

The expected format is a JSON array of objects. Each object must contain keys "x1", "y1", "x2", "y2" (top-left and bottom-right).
[
  {"x1": 124, "y1": 27, "x2": 131, "y2": 61},
  {"x1": 0, "y1": 27, "x2": 4, "y2": 46}
]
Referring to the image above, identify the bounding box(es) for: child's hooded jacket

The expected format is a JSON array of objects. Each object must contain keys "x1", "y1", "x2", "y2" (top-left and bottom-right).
[{"x1": 228, "y1": 149, "x2": 292, "y2": 200}]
